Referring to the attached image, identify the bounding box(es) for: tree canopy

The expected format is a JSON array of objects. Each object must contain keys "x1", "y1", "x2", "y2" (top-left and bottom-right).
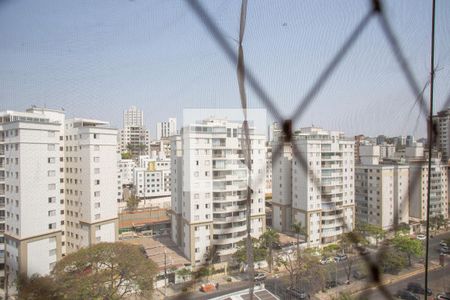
[
  {"x1": 391, "y1": 235, "x2": 424, "y2": 266},
  {"x1": 17, "y1": 242, "x2": 158, "y2": 300}
]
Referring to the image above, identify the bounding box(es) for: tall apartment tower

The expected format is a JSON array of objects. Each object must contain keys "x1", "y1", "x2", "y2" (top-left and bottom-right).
[
  {"x1": 123, "y1": 106, "x2": 144, "y2": 128},
  {"x1": 435, "y1": 108, "x2": 450, "y2": 162},
  {"x1": 62, "y1": 118, "x2": 119, "y2": 254},
  {"x1": 119, "y1": 106, "x2": 150, "y2": 156},
  {"x1": 408, "y1": 156, "x2": 448, "y2": 221},
  {"x1": 272, "y1": 127, "x2": 355, "y2": 246},
  {"x1": 0, "y1": 108, "x2": 118, "y2": 290},
  {"x1": 170, "y1": 119, "x2": 266, "y2": 267},
  {"x1": 156, "y1": 118, "x2": 177, "y2": 141},
  {"x1": 355, "y1": 145, "x2": 410, "y2": 230}
]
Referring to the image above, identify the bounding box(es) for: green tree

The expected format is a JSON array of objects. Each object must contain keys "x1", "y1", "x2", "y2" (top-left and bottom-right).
[
  {"x1": 260, "y1": 228, "x2": 280, "y2": 273},
  {"x1": 18, "y1": 243, "x2": 158, "y2": 299},
  {"x1": 17, "y1": 274, "x2": 60, "y2": 300},
  {"x1": 121, "y1": 152, "x2": 132, "y2": 159},
  {"x1": 233, "y1": 238, "x2": 267, "y2": 265},
  {"x1": 291, "y1": 222, "x2": 308, "y2": 253},
  {"x1": 126, "y1": 194, "x2": 140, "y2": 211},
  {"x1": 436, "y1": 214, "x2": 446, "y2": 231},
  {"x1": 396, "y1": 222, "x2": 411, "y2": 235},
  {"x1": 379, "y1": 247, "x2": 407, "y2": 274},
  {"x1": 392, "y1": 235, "x2": 424, "y2": 266},
  {"x1": 277, "y1": 249, "x2": 324, "y2": 289},
  {"x1": 176, "y1": 268, "x2": 192, "y2": 282},
  {"x1": 322, "y1": 244, "x2": 340, "y2": 257}
]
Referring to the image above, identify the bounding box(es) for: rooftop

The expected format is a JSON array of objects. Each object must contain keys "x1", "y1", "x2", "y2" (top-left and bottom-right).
[{"x1": 124, "y1": 236, "x2": 190, "y2": 271}]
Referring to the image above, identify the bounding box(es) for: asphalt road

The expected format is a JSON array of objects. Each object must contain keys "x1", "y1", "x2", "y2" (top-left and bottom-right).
[
  {"x1": 360, "y1": 264, "x2": 450, "y2": 299},
  {"x1": 164, "y1": 231, "x2": 450, "y2": 300}
]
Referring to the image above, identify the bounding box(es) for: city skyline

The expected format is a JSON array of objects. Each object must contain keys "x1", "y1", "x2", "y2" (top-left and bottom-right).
[{"x1": 1, "y1": 1, "x2": 450, "y2": 138}]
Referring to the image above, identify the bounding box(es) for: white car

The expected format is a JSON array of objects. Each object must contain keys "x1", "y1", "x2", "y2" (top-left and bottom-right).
[
  {"x1": 416, "y1": 234, "x2": 426, "y2": 240},
  {"x1": 320, "y1": 257, "x2": 334, "y2": 265},
  {"x1": 439, "y1": 240, "x2": 448, "y2": 247}
]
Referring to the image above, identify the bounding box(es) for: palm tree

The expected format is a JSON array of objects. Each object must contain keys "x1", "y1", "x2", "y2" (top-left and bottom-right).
[
  {"x1": 291, "y1": 222, "x2": 308, "y2": 253},
  {"x1": 260, "y1": 228, "x2": 280, "y2": 273}
]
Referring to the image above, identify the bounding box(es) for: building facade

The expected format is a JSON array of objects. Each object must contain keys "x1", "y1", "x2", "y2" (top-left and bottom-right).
[
  {"x1": 134, "y1": 157, "x2": 171, "y2": 199},
  {"x1": 156, "y1": 118, "x2": 177, "y2": 141},
  {"x1": 355, "y1": 162, "x2": 409, "y2": 230},
  {"x1": 170, "y1": 119, "x2": 266, "y2": 267},
  {"x1": 0, "y1": 108, "x2": 118, "y2": 291},
  {"x1": 273, "y1": 127, "x2": 355, "y2": 246},
  {"x1": 435, "y1": 108, "x2": 450, "y2": 162},
  {"x1": 123, "y1": 106, "x2": 144, "y2": 128}
]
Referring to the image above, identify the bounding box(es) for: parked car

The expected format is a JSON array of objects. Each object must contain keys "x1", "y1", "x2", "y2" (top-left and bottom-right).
[
  {"x1": 286, "y1": 287, "x2": 309, "y2": 299},
  {"x1": 439, "y1": 240, "x2": 448, "y2": 247},
  {"x1": 254, "y1": 272, "x2": 267, "y2": 282},
  {"x1": 396, "y1": 289, "x2": 420, "y2": 300},
  {"x1": 320, "y1": 257, "x2": 334, "y2": 265},
  {"x1": 440, "y1": 246, "x2": 450, "y2": 254},
  {"x1": 334, "y1": 253, "x2": 348, "y2": 262},
  {"x1": 352, "y1": 270, "x2": 367, "y2": 280},
  {"x1": 407, "y1": 282, "x2": 432, "y2": 296},
  {"x1": 199, "y1": 283, "x2": 216, "y2": 293},
  {"x1": 435, "y1": 293, "x2": 450, "y2": 300},
  {"x1": 416, "y1": 234, "x2": 426, "y2": 240}
]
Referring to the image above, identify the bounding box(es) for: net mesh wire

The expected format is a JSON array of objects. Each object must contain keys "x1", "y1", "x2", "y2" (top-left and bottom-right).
[{"x1": 173, "y1": 0, "x2": 448, "y2": 299}]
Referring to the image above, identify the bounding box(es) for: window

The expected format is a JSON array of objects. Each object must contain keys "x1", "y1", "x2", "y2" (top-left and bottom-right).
[
  {"x1": 48, "y1": 170, "x2": 56, "y2": 177},
  {"x1": 93, "y1": 157, "x2": 100, "y2": 162},
  {"x1": 48, "y1": 210, "x2": 56, "y2": 217},
  {"x1": 48, "y1": 184, "x2": 56, "y2": 190},
  {"x1": 94, "y1": 179, "x2": 100, "y2": 185},
  {"x1": 49, "y1": 249, "x2": 56, "y2": 256},
  {"x1": 48, "y1": 157, "x2": 55, "y2": 164},
  {"x1": 48, "y1": 131, "x2": 55, "y2": 137},
  {"x1": 94, "y1": 191, "x2": 100, "y2": 197},
  {"x1": 94, "y1": 168, "x2": 100, "y2": 174},
  {"x1": 48, "y1": 197, "x2": 56, "y2": 203},
  {"x1": 47, "y1": 144, "x2": 55, "y2": 151},
  {"x1": 94, "y1": 202, "x2": 100, "y2": 208},
  {"x1": 48, "y1": 223, "x2": 56, "y2": 230}
]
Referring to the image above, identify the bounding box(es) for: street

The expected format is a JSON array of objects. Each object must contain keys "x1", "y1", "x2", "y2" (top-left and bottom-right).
[{"x1": 163, "y1": 231, "x2": 450, "y2": 300}]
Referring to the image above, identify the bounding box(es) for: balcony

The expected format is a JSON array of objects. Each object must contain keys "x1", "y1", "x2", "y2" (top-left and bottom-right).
[
  {"x1": 212, "y1": 235, "x2": 245, "y2": 245},
  {"x1": 214, "y1": 215, "x2": 246, "y2": 223},
  {"x1": 213, "y1": 224, "x2": 246, "y2": 234},
  {"x1": 322, "y1": 155, "x2": 343, "y2": 161},
  {"x1": 216, "y1": 247, "x2": 236, "y2": 256},
  {"x1": 322, "y1": 163, "x2": 342, "y2": 169},
  {"x1": 213, "y1": 205, "x2": 246, "y2": 213},
  {"x1": 321, "y1": 187, "x2": 343, "y2": 195}
]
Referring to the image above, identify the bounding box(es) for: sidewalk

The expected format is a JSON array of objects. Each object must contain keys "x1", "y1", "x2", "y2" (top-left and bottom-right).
[{"x1": 162, "y1": 273, "x2": 250, "y2": 300}]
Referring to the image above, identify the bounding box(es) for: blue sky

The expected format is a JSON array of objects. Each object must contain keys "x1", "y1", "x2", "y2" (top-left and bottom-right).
[{"x1": 0, "y1": 0, "x2": 449, "y2": 138}]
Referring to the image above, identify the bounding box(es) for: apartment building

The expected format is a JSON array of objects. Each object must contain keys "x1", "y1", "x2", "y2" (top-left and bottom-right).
[
  {"x1": 63, "y1": 118, "x2": 119, "y2": 254},
  {"x1": 119, "y1": 106, "x2": 150, "y2": 156},
  {"x1": 123, "y1": 106, "x2": 144, "y2": 128},
  {"x1": 272, "y1": 127, "x2": 355, "y2": 246},
  {"x1": 119, "y1": 126, "x2": 150, "y2": 156},
  {"x1": 170, "y1": 119, "x2": 266, "y2": 267},
  {"x1": 409, "y1": 155, "x2": 448, "y2": 221},
  {"x1": 118, "y1": 159, "x2": 136, "y2": 186},
  {"x1": 156, "y1": 118, "x2": 177, "y2": 141},
  {"x1": 0, "y1": 108, "x2": 118, "y2": 290},
  {"x1": 355, "y1": 145, "x2": 409, "y2": 230},
  {"x1": 265, "y1": 145, "x2": 272, "y2": 194},
  {"x1": 435, "y1": 108, "x2": 450, "y2": 162},
  {"x1": 134, "y1": 156, "x2": 171, "y2": 198}
]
